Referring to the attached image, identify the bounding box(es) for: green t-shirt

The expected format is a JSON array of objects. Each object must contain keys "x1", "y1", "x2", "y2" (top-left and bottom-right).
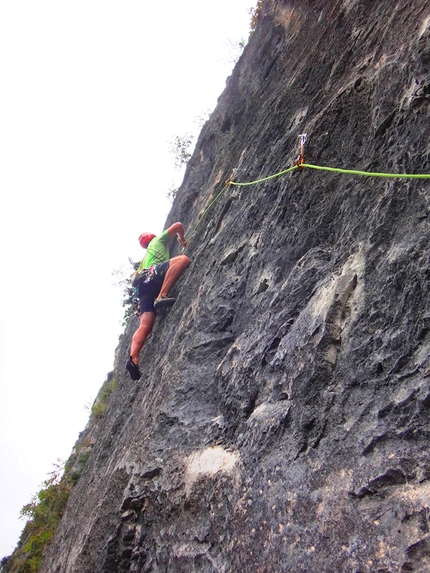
[{"x1": 138, "y1": 230, "x2": 171, "y2": 271}]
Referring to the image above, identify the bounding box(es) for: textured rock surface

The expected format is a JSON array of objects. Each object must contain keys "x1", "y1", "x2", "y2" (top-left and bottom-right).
[{"x1": 42, "y1": 1, "x2": 430, "y2": 572}]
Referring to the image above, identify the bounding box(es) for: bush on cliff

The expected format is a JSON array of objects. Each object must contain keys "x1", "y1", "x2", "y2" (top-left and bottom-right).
[{"x1": 1, "y1": 462, "x2": 71, "y2": 573}]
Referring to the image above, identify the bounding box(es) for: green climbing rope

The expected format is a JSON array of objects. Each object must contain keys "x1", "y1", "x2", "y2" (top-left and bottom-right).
[
  {"x1": 187, "y1": 183, "x2": 230, "y2": 241},
  {"x1": 229, "y1": 165, "x2": 299, "y2": 186},
  {"x1": 229, "y1": 162, "x2": 430, "y2": 187},
  {"x1": 302, "y1": 163, "x2": 430, "y2": 179},
  {"x1": 186, "y1": 161, "x2": 429, "y2": 242}
]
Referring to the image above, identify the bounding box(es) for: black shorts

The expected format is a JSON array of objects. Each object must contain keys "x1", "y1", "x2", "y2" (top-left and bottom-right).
[{"x1": 138, "y1": 260, "x2": 170, "y2": 314}]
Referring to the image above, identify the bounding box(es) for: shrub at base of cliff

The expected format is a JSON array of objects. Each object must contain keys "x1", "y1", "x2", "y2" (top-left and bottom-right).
[
  {"x1": 0, "y1": 462, "x2": 71, "y2": 573},
  {"x1": 1, "y1": 371, "x2": 117, "y2": 572}
]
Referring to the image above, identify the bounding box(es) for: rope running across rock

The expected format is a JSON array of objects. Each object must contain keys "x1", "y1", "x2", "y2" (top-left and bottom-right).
[{"x1": 186, "y1": 141, "x2": 430, "y2": 242}]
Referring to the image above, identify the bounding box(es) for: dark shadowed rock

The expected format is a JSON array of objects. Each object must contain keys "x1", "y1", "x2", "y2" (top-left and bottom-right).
[{"x1": 41, "y1": 1, "x2": 430, "y2": 572}]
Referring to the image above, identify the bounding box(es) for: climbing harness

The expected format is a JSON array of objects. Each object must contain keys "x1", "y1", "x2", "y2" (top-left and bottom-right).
[
  {"x1": 131, "y1": 265, "x2": 157, "y2": 288},
  {"x1": 129, "y1": 265, "x2": 163, "y2": 315}
]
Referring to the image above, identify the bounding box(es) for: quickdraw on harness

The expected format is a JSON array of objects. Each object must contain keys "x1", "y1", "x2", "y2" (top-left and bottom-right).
[{"x1": 131, "y1": 265, "x2": 158, "y2": 287}]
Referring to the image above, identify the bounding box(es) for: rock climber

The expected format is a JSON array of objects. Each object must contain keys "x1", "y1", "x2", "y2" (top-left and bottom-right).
[{"x1": 126, "y1": 222, "x2": 190, "y2": 381}]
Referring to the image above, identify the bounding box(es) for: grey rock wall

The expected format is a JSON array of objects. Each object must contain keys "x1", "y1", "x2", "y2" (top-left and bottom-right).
[{"x1": 42, "y1": 1, "x2": 430, "y2": 571}]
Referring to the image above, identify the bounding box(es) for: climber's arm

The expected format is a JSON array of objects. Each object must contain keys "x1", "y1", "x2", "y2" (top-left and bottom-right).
[{"x1": 167, "y1": 222, "x2": 188, "y2": 248}]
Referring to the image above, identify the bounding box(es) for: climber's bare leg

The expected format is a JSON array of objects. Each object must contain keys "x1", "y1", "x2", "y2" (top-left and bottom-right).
[
  {"x1": 157, "y1": 255, "x2": 190, "y2": 299},
  {"x1": 130, "y1": 311, "x2": 156, "y2": 364}
]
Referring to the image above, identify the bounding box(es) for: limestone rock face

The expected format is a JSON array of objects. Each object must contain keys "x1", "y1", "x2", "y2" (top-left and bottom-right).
[{"x1": 42, "y1": 1, "x2": 430, "y2": 572}]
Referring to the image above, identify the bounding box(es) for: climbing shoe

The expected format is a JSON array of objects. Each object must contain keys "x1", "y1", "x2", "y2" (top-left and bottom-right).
[
  {"x1": 126, "y1": 356, "x2": 141, "y2": 381},
  {"x1": 154, "y1": 296, "x2": 176, "y2": 309}
]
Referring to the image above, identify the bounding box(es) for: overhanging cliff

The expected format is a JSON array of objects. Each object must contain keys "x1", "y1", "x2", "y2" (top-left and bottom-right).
[{"x1": 41, "y1": 1, "x2": 430, "y2": 571}]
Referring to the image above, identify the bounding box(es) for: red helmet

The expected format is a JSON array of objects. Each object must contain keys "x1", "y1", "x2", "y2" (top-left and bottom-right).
[{"x1": 138, "y1": 232, "x2": 156, "y2": 248}]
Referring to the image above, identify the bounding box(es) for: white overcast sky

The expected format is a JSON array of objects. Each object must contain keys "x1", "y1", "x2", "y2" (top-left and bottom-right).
[{"x1": 0, "y1": 0, "x2": 254, "y2": 557}]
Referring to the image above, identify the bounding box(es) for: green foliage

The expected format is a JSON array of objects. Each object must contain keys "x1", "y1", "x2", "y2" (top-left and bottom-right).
[
  {"x1": 111, "y1": 258, "x2": 140, "y2": 325},
  {"x1": 223, "y1": 37, "x2": 247, "y2": 68},
  {"x1": 121, "y1": 296, "x2": 137, "y2": 325},
  {"x1": 1, "y1": 369, "x2": 117, "y2": 572},
  {"x1": 166, "y1": 185, "x2": 178, "y2": 204},
  {"x1": 250, "y1": 0, "x2": 264, "y2": 31},
  {"x1": 168, "y1": 134, "x2": 195, "y2": 170},
  {"x1": 194, "y1": 108, "x2": 212, "y2": 128},
  {"x1": 165, "y1": 109, "x2": 212, "y2": 205},
  {"x1": 90, "y1": 376, "x2": 116, "y2": 421},
  {"x1": 0, "y1": 370, "x2": 118, "y2": 572},
  {"x1": 90, "y1": 401, "x2": 108, "y2": 420},
  {"x1": 1, "y1": 461, "x2": 71, "y2": 573},
  {"x1": 67, "y1": 445, "x2": 91, "y2": 486}
]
